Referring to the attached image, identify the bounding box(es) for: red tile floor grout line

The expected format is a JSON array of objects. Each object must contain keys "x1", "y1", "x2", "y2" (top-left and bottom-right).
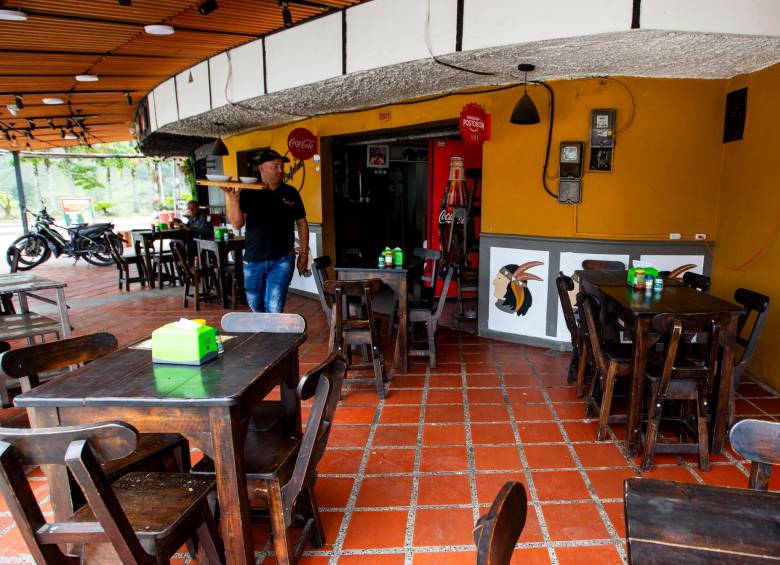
[{"x1": 0, "y1": 261, "x2": 777, "y2": 563}]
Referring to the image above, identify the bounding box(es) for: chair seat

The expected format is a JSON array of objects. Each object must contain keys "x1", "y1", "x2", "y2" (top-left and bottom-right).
[
  {"x1": 192, "y1": 429, "x2": 301, "y2": 483},
  {"x1": 102, "y1": 433, "x2": 186, "y2": 478},
  {"x1": 62, "y1": 471, "x2": 215, "y2": 539}
]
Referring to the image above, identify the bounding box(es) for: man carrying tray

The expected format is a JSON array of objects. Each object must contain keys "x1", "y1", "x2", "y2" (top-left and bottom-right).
[{"x1": 223, "y1": 148, "x2": 309, "y2": 312}]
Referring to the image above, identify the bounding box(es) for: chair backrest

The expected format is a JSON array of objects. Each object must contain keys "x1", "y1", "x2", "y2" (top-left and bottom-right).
[
  {"x1": 473, "y1": 481, "x2": 527, "y2": 565},
  {"x1": 580, "y1": 295, "x2": 609, "y2": 376},
  {"x1": 682, "y1": 271, "x2": 711, "y2": 293},
  {"x1": 7, "y1": 247, "x2": 20, "y2": 274},
  {"x1": 555, "y1": 272, "x2": 579, "y2": 348},
  {"x1": 733, "y1": 288, "x2": 770, "y2": 379},
  {"x1": 729, "y1": 418, "x2": 780, "y2": 490},
  {"x1": 311, "y1": 255, "x2": 333, "y2": 320},
  {"x1": 0, "y1": 422, "x2": 140, "y2": 564},
  {"x1": 104, "y1": 233, "x2": 127, "y2": 270},
  {"x1": 221, "y1": 312, "x2": 306, "y2": 334},
  {"x1": 0, "y1": 332, "x2": 118, "y2": 393},
  {"x1": 581, "y1": 259, "x2": 625, "y2": 271},
  {"x1": 323, "y1": 279, "x2": 383, "y2": 348},
  {"x1": 650, "y1": 312, "x2": 730, "y2": 394},
  {"x1": 413, "y1": 247, "x2": 441, "y2": 289},
  {"x1": 280, "y1": 352, "x2": 346, "y2": 527}
]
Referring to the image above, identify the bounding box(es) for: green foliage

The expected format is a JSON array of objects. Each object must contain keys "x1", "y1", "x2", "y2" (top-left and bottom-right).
[
  {"x1": 0, "y1": 193, "x2": 14, "y2": 217},
  {"x1": 59, "y1": 160, "x2": 104, "y2": 191},
  {"x1": 179, "y1": 190, "x2": 193, "y2": 203},
  {"x1": 163, "y1": 196, "x2": 175, "y2": 210},
  {"x1": 94, "y1": 201, "x2": 114, "y2": 215}
]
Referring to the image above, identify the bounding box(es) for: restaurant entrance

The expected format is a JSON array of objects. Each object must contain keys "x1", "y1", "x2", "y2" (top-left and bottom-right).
[{"x1": 330, "y1": 124, "x2": 483, "y2": 271}]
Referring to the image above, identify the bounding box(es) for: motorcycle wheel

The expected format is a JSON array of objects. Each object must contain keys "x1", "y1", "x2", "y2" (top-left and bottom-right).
[
  {"x1": 81, "y1": 235, "x2": 117, "y2": 266},
  {"x1": 7, "y1": 235, "x2": 51, "y2": 270}
]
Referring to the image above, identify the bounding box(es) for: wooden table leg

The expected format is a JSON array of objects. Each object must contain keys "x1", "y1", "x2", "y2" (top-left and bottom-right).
[
  {"x1": 209, "y1": 405, "x2": 252, "y2": 565},
  {"x1": 712, "y1": 314, "x2": 740, "y2": 454},
  {"x1": 55, "y1": 287, "x2": 71, "y2": 338},
  {"x1": 627, "y1": 316, "x2": 651, "y2": 456},
  {"x1": 143, "y1": 236, "x2": 155, "y2": 289},
  {"x1": 398, "y1": 276, "x2": 408, "y2": 373}
]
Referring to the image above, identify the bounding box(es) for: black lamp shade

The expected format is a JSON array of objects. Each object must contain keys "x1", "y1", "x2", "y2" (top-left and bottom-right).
[
  {"x1": 212, "y1": 137, "x2": 229, "y2": 156},
  {"x1": 510, "y1": 92, "x2": 540, "y2": 125}
]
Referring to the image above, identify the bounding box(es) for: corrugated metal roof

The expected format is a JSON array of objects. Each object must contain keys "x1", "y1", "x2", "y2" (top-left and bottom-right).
[{"x1": 0, "y1": 0, "x2": 368, "y2": 150}]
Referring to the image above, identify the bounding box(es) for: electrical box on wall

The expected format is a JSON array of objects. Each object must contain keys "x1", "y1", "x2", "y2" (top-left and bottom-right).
[
  {"x1": 558, "y1": 141, "x2": 583, "y2": 204},
  {"x1": 589, "y1": 109, "x2": 616, "y2": 172}
]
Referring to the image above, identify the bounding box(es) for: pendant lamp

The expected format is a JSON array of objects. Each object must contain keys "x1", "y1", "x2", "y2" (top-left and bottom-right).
[
  {"x1": 510, "y1": 64, "x2": 540, "y2": 125},
  {"x1": 212, "y1": 122, "x2": 229, "y2": 155}
]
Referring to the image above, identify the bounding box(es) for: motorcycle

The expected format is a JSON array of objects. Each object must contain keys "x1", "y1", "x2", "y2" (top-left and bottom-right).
[{"x1": 6, "y1": 206, "x2": 124, "y2": 270}]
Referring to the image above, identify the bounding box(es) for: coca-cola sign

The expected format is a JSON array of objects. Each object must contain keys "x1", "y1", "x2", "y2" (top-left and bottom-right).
[
  {"x1": 459, "y1": 103, "x2": 490, "y2": 145},
  {"x1": 287, "y1": 128, "x2": 317, "y2": 160}
]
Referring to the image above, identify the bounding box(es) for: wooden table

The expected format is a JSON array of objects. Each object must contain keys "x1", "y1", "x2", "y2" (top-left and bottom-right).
[
  {"x1": 195, "y1": 237, "x2": 245, "y2": 308},
  {"x1": 15, "y1": 331, "x2": 306, "y2": 565},
  {"x1": 578, "y1": 271, "x2": 745, "y2": 455},
  {"x1": 336, "y1": 260, "x2": 423, "y2": 373},
  {"x1": 0, "y1": 273, "x2": 71, "y2": 342},
  {"x1": 625, "y1": 478, "x2": 780, "y2": 562},
  {"x1": 132, "y1": 229, "x2": 187, "y2": 289}
]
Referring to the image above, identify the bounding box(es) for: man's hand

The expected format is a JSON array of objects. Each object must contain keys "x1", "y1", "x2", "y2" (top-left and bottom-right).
[
  {"x1": 296, "y1": 251, "x2": 308, "y2": 275},
  {"x1": 220, "y1": 186, "x2": 241, "y2": 199}
]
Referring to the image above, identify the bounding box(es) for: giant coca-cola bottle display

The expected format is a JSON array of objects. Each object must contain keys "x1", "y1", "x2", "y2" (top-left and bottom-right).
[{"x1": 438, "y1": 156, "x2": 467, "y2": 271}]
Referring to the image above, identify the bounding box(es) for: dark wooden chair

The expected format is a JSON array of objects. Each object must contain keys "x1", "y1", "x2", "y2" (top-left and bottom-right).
[
  {"x1": 311, "y1": 256, "x2": 334, "y2": 321},
  {"x1": 0, "y1": 333, "x2": 190, "y2": 480},
  {"x1": 473, "y1": 481, "x2": 527, "y2": 565},
  {"x1": 641, "y1": 312, "x2": 730, "y2": 471},
  {"x1": 730, "y1": 288, "x2": 770, "y2": 425},
  {"x1": 413, "y1": 247, "x2": 441, "y2": 304},
  {"x1": 408, "y1": 266, "x2": 454, "y2": 368},
  {"x1": 1, "y1": 248, "x2": 19, "y2": 315},
  {"x1": 624, "y1": 477, "x2": 780, "y2": 563},
  {"x1": 556, "y1": 272, "x2": 589, "y2": 397},
  {"x1": 729, "y1": 418, "x2": 780, "y2": 490},
  {"x1": 682, "y1": 271, "x2": 711, "y2": 293},
  {"x1": 324, "y1": 279, "x2": 386, "y2": 399},
  {"x1": 106, "y1": 234, "x2": 147, "y2": 291},
  {"x1": 446, "y1": 207, "x2": 479, "y2": 328},
  {"x1": 581, "y1": 259, "x2": 625, "y2": 271},
  {"x1": 0, "y1": 421, "x2": 223, "y2": 564},
  {"x1": 221, "y1": 312, "x2": 306, "y2": 432},
  {"x1": 170, "y1": 240, "x2": 220, "y2": 311},
  {"x1": 193, "y1": 352, "x2": 347, "y2": 565},
  {"x1": 581, "y1": 295, "x2": 632, "y2": 440}
]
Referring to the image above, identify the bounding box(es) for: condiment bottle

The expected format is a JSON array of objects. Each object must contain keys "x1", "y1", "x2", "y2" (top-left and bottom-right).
[
  {"x1": 653, "y1": 276, "x2": 664, "y2": 292},
  {"x1": 633, "y1": 269, "x2": 646, "y2": 289},
  {"x1": 644, "y1": 274, "x2": 654, "y2": 291},
  {"x1": 384, "y1": 247, "x2": 393, "y2": 267},
  {"x1": 392, "y1": 247, "x2": 404, "y2": 268}
]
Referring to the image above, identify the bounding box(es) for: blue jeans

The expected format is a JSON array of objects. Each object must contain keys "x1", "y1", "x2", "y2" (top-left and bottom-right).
[{"x1": 243, "y1": 254, "x2": 295, "y2": 313}]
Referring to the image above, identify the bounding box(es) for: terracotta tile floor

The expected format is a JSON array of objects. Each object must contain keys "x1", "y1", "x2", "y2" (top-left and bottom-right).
[{"x1": 1, "y1": 259, "x2": 779, "y2": 564}]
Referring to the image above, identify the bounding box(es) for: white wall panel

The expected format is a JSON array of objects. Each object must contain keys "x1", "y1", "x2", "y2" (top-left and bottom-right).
[
  {"x1": 266, "y1": 13, "x2": 342, "y2": 93},
  {"x1": 153, "y1": 78, "x2": 178, "y2": 127},
  {"x1": 462, "y1": 0, "x2": 631, "y2": 51},
  {"x1": 347, "y1": 0, "x2": 457, "y2": 74},
  {"x1": 176, "y1": 61, "x2": 210, "y2": 119},
  {"x1": 210, "y1": 39, "x2": 264, "y2": 108},
  {"x1": 487, "y1": 247, "x2": 550, "y2": 339},
  {"x1": 148, "y1": 91, "x2": 158, "y2": 132},
  {"x1": 643, "y1": 0, "x2": 780, "y2": 37}
]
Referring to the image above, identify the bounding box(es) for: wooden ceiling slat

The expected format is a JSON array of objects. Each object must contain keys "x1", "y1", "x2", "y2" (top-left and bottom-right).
[{"x1": 0, "y1": 0, "x2": 371, "y2": 151}]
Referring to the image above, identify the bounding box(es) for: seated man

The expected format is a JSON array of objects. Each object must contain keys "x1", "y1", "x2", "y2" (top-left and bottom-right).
[{"x1": 174, "y1": 200, "x2": 214, "y2": 239}]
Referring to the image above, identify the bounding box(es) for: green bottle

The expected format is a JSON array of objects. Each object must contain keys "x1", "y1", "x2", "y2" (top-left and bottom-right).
[{"x1": 392, "y1": 247, "x2": 404, "y2": 268}]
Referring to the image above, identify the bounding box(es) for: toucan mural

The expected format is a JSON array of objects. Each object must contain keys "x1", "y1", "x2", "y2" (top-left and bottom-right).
[
  {"x1": 492, "y1": 261, "x2": 544, "y2": 316},
  {"x1": 668, "y1": 263, "x2": 697, "y2": 281}
]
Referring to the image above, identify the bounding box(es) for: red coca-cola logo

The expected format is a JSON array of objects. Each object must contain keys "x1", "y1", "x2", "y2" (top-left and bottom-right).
[
  {"x1": 459, "y1": 103, "x2": 490, "y2": 145},
  {"x1": 287, "y1": 128, "x2": 317, "y2": 160}
]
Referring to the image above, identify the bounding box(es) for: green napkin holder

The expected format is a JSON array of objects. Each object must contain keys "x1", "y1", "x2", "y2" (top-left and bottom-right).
[{"x1": 151, "y1": 322, "x2": 218, "y2": 365}]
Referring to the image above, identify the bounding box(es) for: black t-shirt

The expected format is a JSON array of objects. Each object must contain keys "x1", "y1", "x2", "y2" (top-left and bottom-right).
[{"x1": 239, "y1": 183, "x2": 306, "y2": 262}]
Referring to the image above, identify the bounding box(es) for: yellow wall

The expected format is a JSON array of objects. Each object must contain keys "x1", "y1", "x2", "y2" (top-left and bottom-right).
[
  {"x1": 220, "y1": 67, "x2": 780, "y2": 387},
  {"x1": 222, "y1": 76, "x2": 726, "y2": 239},
  {"x1": 711, "y1": 62, "x2": 780, "y2": 390}
]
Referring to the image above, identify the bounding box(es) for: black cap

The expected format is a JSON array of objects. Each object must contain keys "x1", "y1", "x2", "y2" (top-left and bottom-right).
[{"x1": 256, "y1": 148, "x2": 290, "y2": 165}]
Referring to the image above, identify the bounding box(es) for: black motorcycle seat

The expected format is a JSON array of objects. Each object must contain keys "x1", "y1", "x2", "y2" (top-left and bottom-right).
[{"x1": 69, "y1": 223, "x2": 113, "y2": 236}]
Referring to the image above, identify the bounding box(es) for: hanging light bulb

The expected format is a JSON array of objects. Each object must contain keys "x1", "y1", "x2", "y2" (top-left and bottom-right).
[{"x1": 510, "y1": 64, "x2": 541, "y2": 125}]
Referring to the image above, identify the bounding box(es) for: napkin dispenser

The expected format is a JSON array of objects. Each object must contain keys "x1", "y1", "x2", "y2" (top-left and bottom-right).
[{"x1": 151, "y1": 319, "x2": 218, "y2": 365}]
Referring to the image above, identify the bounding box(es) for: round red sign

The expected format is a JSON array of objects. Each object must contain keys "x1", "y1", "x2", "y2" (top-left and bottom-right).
[
  {"x1": 459, "y1": 103, "x2": 489, "y2": 145},
  {"x1": 287, "y1": 128, "x2": 317, "y2": 160}
]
